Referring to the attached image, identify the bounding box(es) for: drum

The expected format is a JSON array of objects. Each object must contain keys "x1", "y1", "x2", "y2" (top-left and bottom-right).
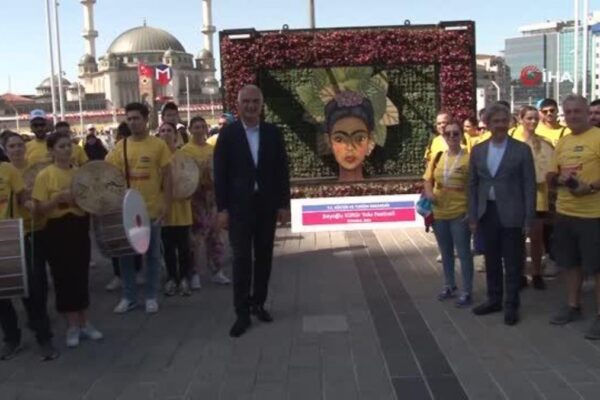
[
  {"x1": 0, "y1": 219, "x2": 28, "y2": 299},
  {"x1": 93, "y1": 189, "x2": 151, "y2": 258},
  {"x1": 171, "y1": 152, "x2": 200, "y2": 200},
  {"x1": 72, "y1": 161, "x2": 127, "y2": 215}
]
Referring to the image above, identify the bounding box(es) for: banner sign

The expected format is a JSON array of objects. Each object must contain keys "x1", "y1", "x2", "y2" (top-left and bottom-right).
[
  {"x1": 155, "y1": 64, "x2": 172, "y2": 86},
  {"x1": 290, "y1": 194, "x2": 423, "y2": 232}
]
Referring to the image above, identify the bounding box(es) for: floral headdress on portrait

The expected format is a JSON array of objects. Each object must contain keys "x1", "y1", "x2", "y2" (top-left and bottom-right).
[{"x1": 296, "y1": 67, "x2": 400, "y2": 147}]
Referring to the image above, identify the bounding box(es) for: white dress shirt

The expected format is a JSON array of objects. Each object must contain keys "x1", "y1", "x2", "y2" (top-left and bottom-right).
[
  {"x1": 243, "y1": 122, "x2": 260, "y2": 191},
  {"x1": 486, "y1": 137, "x2": 508, "y2": 200}
]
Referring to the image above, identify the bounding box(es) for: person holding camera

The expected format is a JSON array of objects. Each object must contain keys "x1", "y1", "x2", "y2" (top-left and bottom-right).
[{"x1": 548, "y1": 95, "x2": 600, "y2": 340}]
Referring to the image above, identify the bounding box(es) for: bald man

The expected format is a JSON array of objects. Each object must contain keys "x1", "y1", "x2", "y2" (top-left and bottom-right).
[{"x1": 214, "y1": 85, "x2": 290, "y2": 338}]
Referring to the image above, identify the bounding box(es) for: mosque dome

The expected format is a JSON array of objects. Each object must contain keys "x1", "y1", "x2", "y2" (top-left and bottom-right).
[
  {"x1": 107, "y1": 26, "x2": 186, "y2": 54},
  {"x1": 38, "y1": 76, "x2": 71, "y2": 88}
]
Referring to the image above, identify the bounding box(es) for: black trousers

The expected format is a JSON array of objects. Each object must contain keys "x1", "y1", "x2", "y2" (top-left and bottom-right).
[
  {"x1": 45, "y1": 214, "x2": 91, "y2": 313},
  {"x1": 229, "y1": 195, "x2": 278, "y2": 317},
  {"x1": 161, "y1": 226, "x2": 191, "y2": 282},
  {"x1": 480, "y1": 202, "x2": 525, "y2": 310},
  {"x1": 0, "y1": 230, "x2": 52, "y2": 344}
]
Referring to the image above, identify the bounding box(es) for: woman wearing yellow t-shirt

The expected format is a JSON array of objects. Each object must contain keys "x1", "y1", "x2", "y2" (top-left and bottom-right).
[
  {"x1": 32, "y1": 132, "x2": 102, "y2": 348},
  {"x1": 0, "y1": 132, "x2": 58, "y2": 360},
  {"x1": 463, "y1": 116, "x2": 481, "y2": 152},
  {"x1": 181, "y1": 116, "x2": 230, "y2": 287},
  {"x1": 423, "y1": 121, "x2": 474, "y2": 307},
  {"x1": 158, "y1": 122, "x2": 193, "y2": 296},
  {"x1": 517, "y1": 106, "x2": 554, "y2": 290}
]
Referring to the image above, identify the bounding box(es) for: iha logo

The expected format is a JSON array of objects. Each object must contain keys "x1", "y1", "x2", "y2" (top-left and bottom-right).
[{"x1": 520, "y1": 66, "x2": 543, "y2": 87}]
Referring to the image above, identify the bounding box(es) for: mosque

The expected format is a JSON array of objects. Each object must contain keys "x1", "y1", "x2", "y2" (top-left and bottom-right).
[{"x1": 0, "y1": 0, "x2": 219, "y2": 129}]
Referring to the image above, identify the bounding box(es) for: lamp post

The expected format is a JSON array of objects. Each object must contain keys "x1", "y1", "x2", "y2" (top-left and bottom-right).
[
  {"x1": 309, "y1": 0, "x2": 316, "y2": 29},
  {"x1": 53, "y1": 0, "x2": 65, "y2": 119},
  {"x1": 44, "y1": 0, "x2": 57, "y2": 123},
  {"x1": 77, "y1": 82, "x2": 84, "y2": 134},
  {"x1": 574, "y1": 0, "x2": 580, "y2": 94},
  {"x1": 582, "y1": 0, "x2": 589, "y2": 97},
  {"x1": 185, "y1": 75, "x2": 191, "y2": 124},
  {"x1": 490, "y1": 80, "x2": 501, "y2": 101}
]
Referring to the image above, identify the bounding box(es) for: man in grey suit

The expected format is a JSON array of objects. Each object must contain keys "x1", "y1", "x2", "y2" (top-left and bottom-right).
[{"x1": 468, "y1": 102, "x2": 536, "y2": 325}]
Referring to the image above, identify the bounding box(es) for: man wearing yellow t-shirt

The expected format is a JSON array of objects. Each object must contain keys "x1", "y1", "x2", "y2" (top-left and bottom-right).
[
  {"x1": 424, "y1": 112, "x2": 450, "y2": 162},
  {"x1": 26, "y1": 118, "x2": 88, "y2": 167},
  {"x1": 107, "y1": 102, "x2": 172, "y2": 314},
  {"x1": 537, "y1": 98, "x2": 570, "y2": 146},
  {"x1": 548, "y1": 95, "x2": 600, "y2": 340},
  {"x1": 589, "y1": 99, "x2": 600, "y2": 128}
]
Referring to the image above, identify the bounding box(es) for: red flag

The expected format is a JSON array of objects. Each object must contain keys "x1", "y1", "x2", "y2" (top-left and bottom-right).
[{"x1": 138, "y1": 63, "x2": 154, "y2": 78}]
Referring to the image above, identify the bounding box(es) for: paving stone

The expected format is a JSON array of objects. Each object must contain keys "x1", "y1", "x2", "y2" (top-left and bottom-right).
[{"x1": 303, "y1": 314, "x2": 349, "y2": 333}]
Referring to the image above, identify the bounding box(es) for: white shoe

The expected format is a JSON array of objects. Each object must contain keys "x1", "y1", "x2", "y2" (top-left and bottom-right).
[
  {"x1": 436, "y1": 254, "x2": 442, "y2": 263},
  {"x1": 113, "y1": 298, "x2": 137, "y2": 314},
  {"x1": 105, "y1": 276, "x2": 121, "y2": 292},
  {"x1": 190, "y1": 274, "x2": 201, "y2": 290},
  {"x1": 542, "y1": 256, "x2": 559, "y2": 277},
  {"x1": 164, "y1": 279, "x2": 177, "y2": 296},
  {"x1": 80, "y1": 323, "x2": 103, "y2": 340},
  {"x1": 135, "y1": 273, "x2": 145, "y2": 286},
  {"x1": 211, "y1": 271, "x2": 231, "y2": 285},
  {"x1": 179, "y1": 279, "x2": 192, "y2": 296},
  {"x1": 66, "y1": 326, "x2": 80, "y2": 348},
  {"x1": 145, "y1": 299, "x2": 159, "y2": 314}
]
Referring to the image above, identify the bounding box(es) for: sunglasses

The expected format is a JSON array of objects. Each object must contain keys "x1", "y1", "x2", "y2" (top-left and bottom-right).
[
  {"x1": 443, "y1": 131, "x2": 462, "y2": 138},
  {"x1": 541, "y1": 109, "x2": 557, "y2": 115}
]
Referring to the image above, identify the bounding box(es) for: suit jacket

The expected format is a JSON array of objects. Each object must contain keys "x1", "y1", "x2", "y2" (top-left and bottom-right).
[
  {"x1": 214, "y1": 120, "x2": 290, "y2": 218},
  {"x1": 468, "y1": 136, "x2": 536, "y2": 228}
]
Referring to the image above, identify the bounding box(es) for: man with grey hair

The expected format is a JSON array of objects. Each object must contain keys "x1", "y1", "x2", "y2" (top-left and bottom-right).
[
  {"x1": 468, "y1": 102, "x2": 536, "y2": 326},
  {"x1": 548, "y1": 95, "x2": 600, "y2": 340},
  {"x1": 214, "y1": 84, "x2": 290, "y2": 338}
]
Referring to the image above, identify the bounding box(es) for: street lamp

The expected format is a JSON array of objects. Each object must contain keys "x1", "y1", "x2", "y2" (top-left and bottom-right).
[
  {"x1": 185, "y1": 75, "x2": 191, "y2": 124},
  {"x1": 490, "y1": 81, "x2": 501, "y2": 101}
]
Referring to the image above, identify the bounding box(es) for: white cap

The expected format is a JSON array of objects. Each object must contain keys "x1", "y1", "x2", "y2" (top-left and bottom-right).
[
  {"x1": 29, "y1": 109, "x2": 47, "y2": 121},
  {"x1": 86, "y1": 123, "x2": 96, "y2": 131}
]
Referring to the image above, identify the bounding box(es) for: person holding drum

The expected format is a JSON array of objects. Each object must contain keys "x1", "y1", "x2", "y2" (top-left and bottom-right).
[
  {"x1": 107, "y1": 102, "x2": 172, "y2": 314},
  {"x1": 31, "y1": 131, "x2": 103, "y2": 348},
  {"x1": 158, "y1": 122, "x2": 193, "y2": 296},
  {"x1": 0, "y1": 133, "x2": 59, "y2": 360},
  {"x1": 181, "y1": 116, "x2": 231, "y2": 288}
]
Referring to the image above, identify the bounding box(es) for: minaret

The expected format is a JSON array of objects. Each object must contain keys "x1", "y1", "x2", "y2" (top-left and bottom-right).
[
  {"x1": 79, "y1": 0, "x2": 98, "y2": 76},
  {"x1": 81, "y1": 0, "x2": 98, "y2": 58},
  {"x1": 197, "y1": 0, "x2": 216, "y2": 79}
]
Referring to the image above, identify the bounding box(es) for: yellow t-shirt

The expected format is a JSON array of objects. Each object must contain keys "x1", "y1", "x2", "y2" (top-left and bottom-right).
[
  {"x1": 0, "y1": 163, "x2": 24, "y2": 220},
  {"x1": 512, "y1": 134, "x2": 554, "y2": 212},
  {"x1": 166, "y1": 199, "x2": 192, "y2": 226},
  {"x1": 536, "y1": 123, "x2": 570, "y2": 147},
  {"x1": 206, "y1": 134, "x2": 218, "y2": 147},
  {"x1": 107, "y1": 136, "x2": 172, "y2": 219},
  {"x1": 32, "y1": 164, "x2": 85, "y2": 219},
  {"x1": 25, "y1": 138, "x2": 88, "y2": 166},
  {"x1": 424, "y1": 134, "x2": 448, "y2": 162},
  {"x1": 423, "y1": 150, "x2": 470, "y2": 219},
  {"x1": 550, "y1": 127, "x2": 600, "y2": 218},
  {"x1": 13, "y1": 163, "x2": 46, "y2": 232}
]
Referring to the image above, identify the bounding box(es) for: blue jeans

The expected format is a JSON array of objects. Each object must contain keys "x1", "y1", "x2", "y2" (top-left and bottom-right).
[
  {"x1": 120, "y1": 222, "x2": 162, "y2": 302},
  {"x1": 433, "y1": 215, "x2": 474, "y2": 295}
]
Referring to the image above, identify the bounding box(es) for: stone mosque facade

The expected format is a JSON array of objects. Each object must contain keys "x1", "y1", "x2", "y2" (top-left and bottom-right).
[{"x1": 77, "y1": 0, "x2": 218, "y2": 108}]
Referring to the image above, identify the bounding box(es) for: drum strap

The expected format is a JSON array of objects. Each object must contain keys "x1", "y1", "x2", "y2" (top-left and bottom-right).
[{"x1": 123, "y1": 138, "x2": 131, "y2": 189}]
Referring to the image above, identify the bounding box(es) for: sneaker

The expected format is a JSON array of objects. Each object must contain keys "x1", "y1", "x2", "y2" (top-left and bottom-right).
[
  {"x1": 437, "y1": 286, "x2": 457, "y2": 301},
  {"x1": 105, "y1": 276, "x2": 121, "y2": 292},
  {"x1": 549, "y1": 305, "x2": 582, "y2": 325},
  {"x1": 80, "y1": 323, "x2": 103, "y2": 340},
  {"x1": 145, "y1": 299, "x2": 159, "y2": 314},
  {"x1": 66, "y1": 326, "x2": 80, "y2": 348},
  {"x1": 39, "y1": 341, "x2": 59, "y2": 361},
  {"x1": 164, "y1": 279, "x2": 177, "y2": 296},
  {"x1": 179, "y1": 279, "x2": 192, "y2": 296},
  {"x1": 542, "y1": 257, "x2": 560, "y2": 277},
  {"x1": 531, "y1": 275, "x2": 546, "y2": 290},
  {"x1": 135, "y1": 273, "x2": 145, "y2": 286},
  {"x1": 436, "y1": 254, "x2": 442, "y2": 263},
  {"x1": 0, "y1": 341, "x2": 20, "y2": 360},
  {"x1": 474, "y1": 255, "x2": 486, "y2": 272},
  {"x1": 455, "y1": 293, "x2": 472, "y2": 308},
  {"x1": 211, "y1": 271, "x2": 231, "y2": 285},
  {"x1": 190, "y1": 273, "x2": 202, "y2": 290},
  {"x1": 113, "y1": 298, "x2": 138, "y2": 314},
  {"x1": 584, "y1": 316, "x2": 600, "y2": 340}
]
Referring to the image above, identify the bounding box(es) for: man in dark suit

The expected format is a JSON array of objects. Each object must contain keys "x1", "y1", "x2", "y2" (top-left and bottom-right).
[
  {"x1": 214, "y1": 85, "x2": 290, "y2": 338},
  {"x1": 468, "y1": 102, "x2": 536, "y2": 326}
]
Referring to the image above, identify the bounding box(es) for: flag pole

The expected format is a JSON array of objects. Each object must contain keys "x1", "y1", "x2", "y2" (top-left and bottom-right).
[{"x1": 44, "y1": 0, "x2": 58, "y2": 123}]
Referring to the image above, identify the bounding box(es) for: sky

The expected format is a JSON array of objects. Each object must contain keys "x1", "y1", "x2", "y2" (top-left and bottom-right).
[{"x1": 0, "y1": 0, "x2": 594, "y2": 94}]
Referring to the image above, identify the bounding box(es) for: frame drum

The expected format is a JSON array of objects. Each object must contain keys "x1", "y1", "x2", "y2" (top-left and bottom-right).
[
  {"x1": 72, "y1": 161, "x2": 127, "y2": 215},
  {"x1": 93, "y1": 189, "x2": 150, "y2": 258},
  {"x1": 172, "y1": 152, "x2": 200, "y2": 200},
  {"x1": 0, "y1": 219, "x2": 28, "y2": 298}
]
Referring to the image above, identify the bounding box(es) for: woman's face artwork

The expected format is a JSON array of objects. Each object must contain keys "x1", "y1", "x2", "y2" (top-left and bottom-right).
[{"x1": 329, "y1": 116, "x2": 372, "y2": 172}]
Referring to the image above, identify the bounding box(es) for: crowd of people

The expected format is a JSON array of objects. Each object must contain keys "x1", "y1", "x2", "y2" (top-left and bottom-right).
[
  {"x1": 0, "y1": 97, "x2": 241, "y2": 360},
  {"x1": 422, "y1": 95, "x2": 600, "y2": 340}
]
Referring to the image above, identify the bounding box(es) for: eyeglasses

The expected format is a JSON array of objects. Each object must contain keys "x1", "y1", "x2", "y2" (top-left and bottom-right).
[
  {"x1": 443, "y1": 131, "x2": 462, "y2": 138},
  {"x1": 541, "y1": 109, "x2": 557, "y2": 115}
]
